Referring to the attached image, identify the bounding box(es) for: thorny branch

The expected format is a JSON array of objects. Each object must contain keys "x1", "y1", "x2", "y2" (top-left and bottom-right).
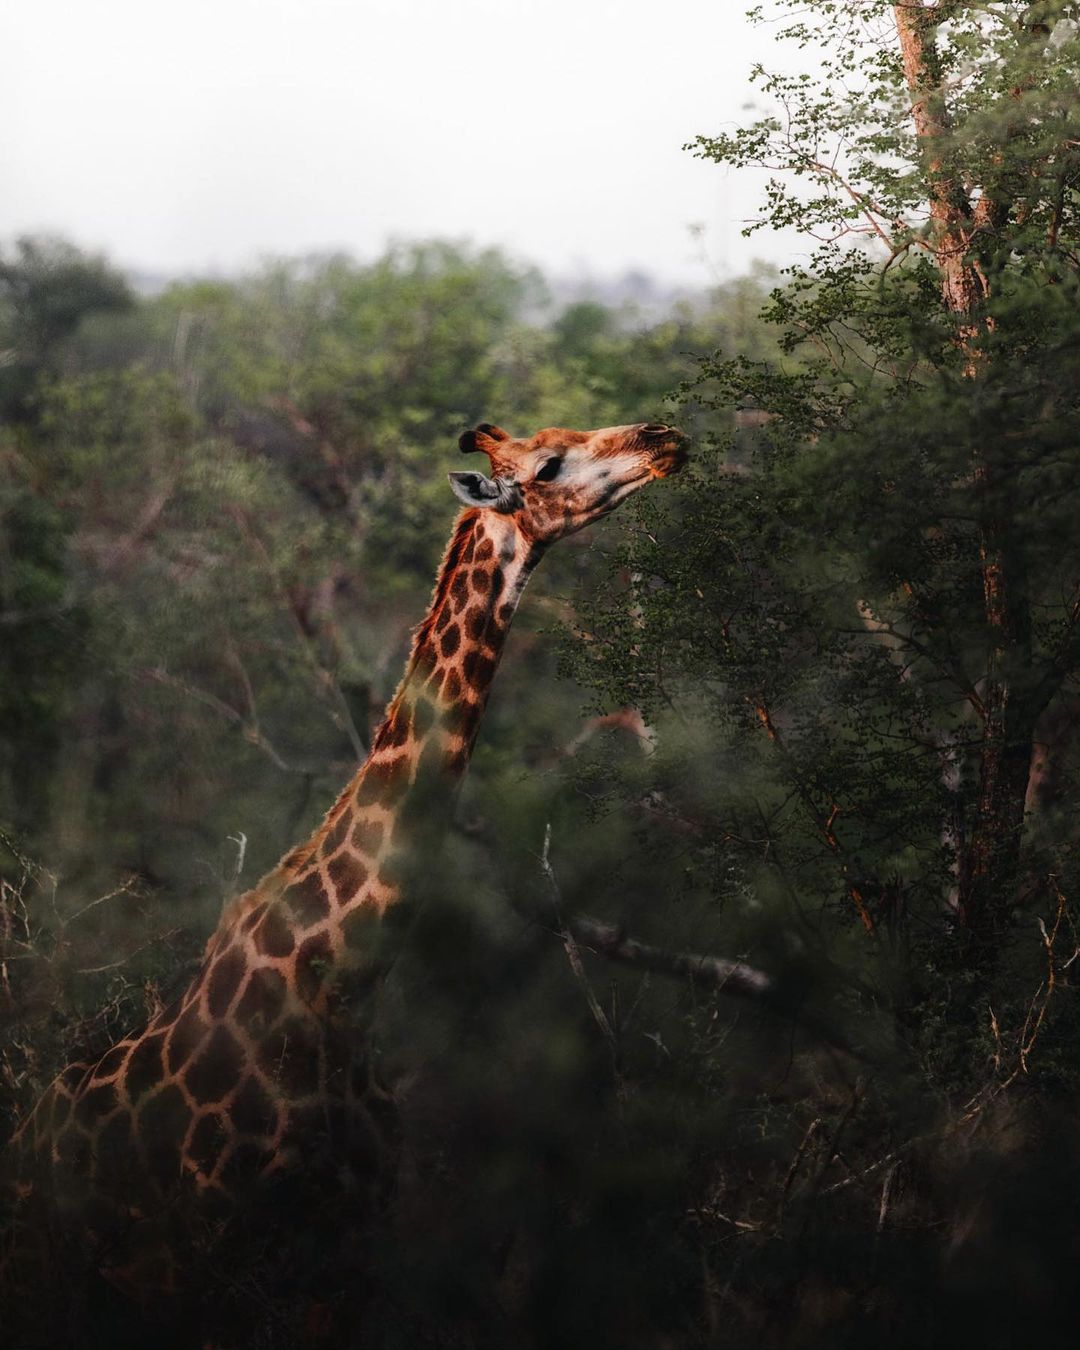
[
  {"x1": 537, "y1": 825, "x2": 861, "y2": 1055},
  {"x1": 963, "y1": 883, "x2": 1076, "y2": 1121},
  {"x1": 143, "y1": 666, "x2": 298, "y2": 774}
]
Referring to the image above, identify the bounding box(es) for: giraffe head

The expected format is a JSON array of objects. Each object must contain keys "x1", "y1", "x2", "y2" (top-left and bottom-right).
[{"x1": 450, "y1": 421, "x2": 687, "y2": 543}]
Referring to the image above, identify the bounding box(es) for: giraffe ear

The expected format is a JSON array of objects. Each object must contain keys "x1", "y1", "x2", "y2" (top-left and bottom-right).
[
  {"x1": 448, "y1": 471, "x2": 522, "y2": 512},
  {"x1": 448, "y1": 471, "x2": 501, "y2": 507},
  {"x1": 459, "y1": 424, "x2": 510, "y2": 455}
]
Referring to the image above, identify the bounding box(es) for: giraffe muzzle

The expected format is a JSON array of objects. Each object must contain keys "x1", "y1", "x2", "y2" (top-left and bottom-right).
[{"x1": 642, "y1": 425, "x2": 688, "y2": 476}]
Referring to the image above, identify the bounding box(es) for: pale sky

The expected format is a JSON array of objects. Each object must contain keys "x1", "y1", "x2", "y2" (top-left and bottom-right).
[{"x1": 4, "y1": 0, "x2": 798, "y2": 285}]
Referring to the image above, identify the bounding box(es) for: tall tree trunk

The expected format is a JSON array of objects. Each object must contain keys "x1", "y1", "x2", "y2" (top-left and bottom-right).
[
  {"x1": 957, "y1": 523, "x2": 1036, "y2": 936},
  {"x1": 893, "y1": 4, "x2": 1035, "y2": 941}
]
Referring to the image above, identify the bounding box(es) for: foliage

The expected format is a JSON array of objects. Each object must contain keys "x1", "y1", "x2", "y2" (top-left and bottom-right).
[
  {"x1": 6, "y1": 5, "x2": 1080, "y2": 1337},
  {"x1": 556, "y1": 0, "x2": 1080, "y2": 1341}
]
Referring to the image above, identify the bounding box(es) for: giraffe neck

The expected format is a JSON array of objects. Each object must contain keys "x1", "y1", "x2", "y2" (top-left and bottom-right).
[
  {"x1": 212, "y1": 509, "x2": 544, "y2": 997},
  {"x1": 5, "y1": 509, "x2": 548, "y2": 1280},
  {"x1": 381, "y1": 506, "x2": 543, "y2": 777}
]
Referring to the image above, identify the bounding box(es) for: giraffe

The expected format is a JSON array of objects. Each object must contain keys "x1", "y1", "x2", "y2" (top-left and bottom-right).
[{"x1": 3, "y1": 418, "x2": 687, "y2": 1305}]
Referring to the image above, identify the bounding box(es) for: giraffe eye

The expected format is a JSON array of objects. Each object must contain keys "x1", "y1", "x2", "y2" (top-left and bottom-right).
[{"x1": 535, "y1": 457, "x2": 562, "y2": 483}]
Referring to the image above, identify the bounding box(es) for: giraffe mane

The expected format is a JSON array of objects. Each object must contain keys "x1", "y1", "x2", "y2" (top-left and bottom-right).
[{"x1": 395, "y1": 509, "x2": 482, "y2": 697}]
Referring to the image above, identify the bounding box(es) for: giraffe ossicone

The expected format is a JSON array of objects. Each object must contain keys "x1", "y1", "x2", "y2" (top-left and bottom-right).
[{"x1": 4, "y1": 419, "x2": 687, "y2": 1297}]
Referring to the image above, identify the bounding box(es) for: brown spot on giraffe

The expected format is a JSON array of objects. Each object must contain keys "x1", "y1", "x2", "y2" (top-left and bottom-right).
[
  {"x1": 351, "y1": 816, "x2": 384, "y2": 855},
  {"x1": 5, "y1": 419, "x2": 687, "y2": 1299},
  {"x1": 322, "y1": 806, "x2": 353, "y2": 852},
  {"x1": 284, "y1": 871, "x2": 332, "y2": 928},
  {"x1": 440, "y1": 623, "x2": 461, "y2": 658},
  {"x1": 356, "y1": 754, "x2": 411, "y2": 808},
  {"x1": 167, "y1": 1003, "x2": 210, "y2": 1076},
  {"x1": 253, "y1": 903, "x2": 295, "y2": 959},
  {"x1": 449, "y1": 570, "x2": 470, "y2": 609},
  {"x1": 235, "y1": 965, "x2": 288, "y2": 1027},
  {"x1": 92, "y1": 1042, "x2": 131, "y2": 1082},
  {"x1": 327, "y1": 851, "x2": 368, "y2": 896},
  {"x1": 184, "y1": 1025, "x2": 245, "y2": 1105},
  {"x1": 207, "y1": 947, "x2": 248, "y2": 1018}
]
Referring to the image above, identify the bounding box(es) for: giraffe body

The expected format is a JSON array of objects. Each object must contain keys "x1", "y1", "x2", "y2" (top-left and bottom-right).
[{"x1": 3, "y1": 420, "x2": 686, "y2": 1299}]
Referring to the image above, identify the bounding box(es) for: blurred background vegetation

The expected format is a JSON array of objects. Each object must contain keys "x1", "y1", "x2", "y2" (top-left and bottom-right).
[{"x1": 6, "y1": 2, "x2": 1080, "y2": 1346}]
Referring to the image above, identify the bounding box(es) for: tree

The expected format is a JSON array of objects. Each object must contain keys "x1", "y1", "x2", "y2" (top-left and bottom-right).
[
  {"x1": 0, "y1": 236, "x2": 132, "y2": 421},
  {"x1": 1, "y1": 243, "x2": 808, "y2": 1347},
  {"x1": 578, "y1": 0, "x2": 1080, "y2": 960},
  {"x1": 562, "y1": 7, "x2": 1080, "y2": 1329},
  {"x1": 0, "y1": 240, "x2": 130, "y2": 838}
]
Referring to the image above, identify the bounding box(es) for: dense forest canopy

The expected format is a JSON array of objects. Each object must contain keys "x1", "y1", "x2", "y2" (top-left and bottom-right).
[{"x1": 4, "y1": 2, "x2": 1080, "y2": 1346}]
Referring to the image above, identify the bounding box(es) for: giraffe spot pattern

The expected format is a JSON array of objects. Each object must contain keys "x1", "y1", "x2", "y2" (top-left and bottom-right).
[
  {"x1": 207, "y1": 947, "x2": 248, "y2": 1019},
  {"x1": 61, "y1": 1062, "x2": 91, "y2": 1092},
  {"x1": 95, "y1": 1109, "x2": 135, "y2": 1191},
  {"x1": 241, "y1": 901, "x2": 268, "y2": 933},
  {"x1": 139, "y1": 1084, "x2": 190, "y2": 1190},
  {"x1": 440, "y1": 624, "x2": 461, "y2": 658},
  {"x1": 230, "y1": 1074, "x2": 279, "y2": 1136},
  {"x1": 351, "y1": 816, "x2": 384, "y2": 856},
  {"x1": 188, "y1": 1111, "x2": 231, "y2": 1174},
  {"x1": 444, "y1": 669, "x2": 463, "y2": 702},
  {"x1": 441, "y1": 701, "x2": 468, "y2": 735},
  {"x1": 463, "y1": 650, "x2": 495, "y2": 689},
  {"x1": 379, "y1": 714, "x2": 410, "y2": 751},
  {"x1": 413, "y1": 642, "x2": 437, "y2": 676},
  {"x1": 327, "y1": 851, "x2": 368, "y2": 897},
  {"x1": 465, "y1": 607, "x2": 486, "y2": 641},
  {"x1": 377, "y1": 849, "x2": 408, "y2": 891},
  {"x1": 296, "y1": 932, "x2": 334, "y2": 1004},
  {"x1": 412, "y1": 695, "x2": 436, "y2": 737},
  {"x1": 322, "y1": 806, "x2": 353, "y2": 852},
  {"x1": 471, "y1": 567, "x2": 490, "y2": 594},
  {"x1": 259, "y1": 1016, "x2": 321, "y2": 1097},
  {"x1": 55, "y1": 1127, "x2": 93, "y2": 1184},
  {"x1": 473, "y1": 536, "x2": 494, "y2": 562},
  {"x1": 450, "y1": 571, "x2": 470, "y2": 608},
  {"x1": 235, "y1": 966, "x2": 287, "y2": 1028},
  {"x1": 51, "y1": 1088, "x2": 74, "y2": 1132},
  {"x1": 167, "y1": 1003, "x2": 210, "y2": 1075},
  {"x1": 284, "y1": 871, "x2": 332, "y2": 928},
  {"x1": 93, "y1": 1042, "x2": 131, "y2": 1081},
  {"x1": 125, "y1": 1031, "x2": 167, "y2": 1100},
  {"x1": 184, "y1": 1024, "x2": 245, "y2": 1105},
  {"x1": 254, "y1": 903, "x2": 295, "y2": 958},
  {"x1": 75, "y1": 1081, "x2": 119, "y2": 1125},
  {"x1": 357, "y1": 755, "x2": 410, "y2": 808},
  {"x1": 342, "y1": 904, "x2": 379, "y2": 953}
]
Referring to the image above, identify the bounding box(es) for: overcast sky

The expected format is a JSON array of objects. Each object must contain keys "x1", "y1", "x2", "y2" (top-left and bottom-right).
[{"x1": 4, "y1": 0, "x2": 800, "y2": 285}]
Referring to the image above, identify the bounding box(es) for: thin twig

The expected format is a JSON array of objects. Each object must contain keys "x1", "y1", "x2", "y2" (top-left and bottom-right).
[
  {"x1": 877, "y1": 1161, "x2": 899, "y2": 1234},
  {"x1": 64, "y1": 876, "x2": 141, "y2": 926},
  {"x1": 780, "y1": 1116, "x2": 822, "y2": 1216},
  {"x1": 542, "y1": 824, "x2": 616, "y2": 1045},
  {"x1": 75, "y1": 928, "x2": 183, "y2": 976}
]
